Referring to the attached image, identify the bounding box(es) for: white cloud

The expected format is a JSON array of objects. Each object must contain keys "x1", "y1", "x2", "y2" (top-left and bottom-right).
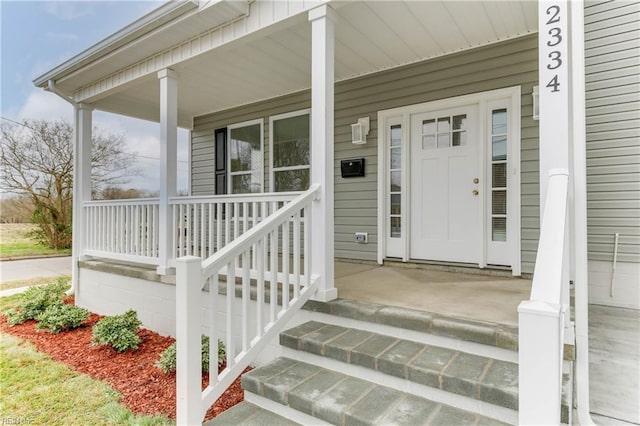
[
  {"x1": 18, "y1": 89, "x2": 73, "y2": 122},
  {"x1": 44, "y1": 3, "x2": 94, "y2": 21}
]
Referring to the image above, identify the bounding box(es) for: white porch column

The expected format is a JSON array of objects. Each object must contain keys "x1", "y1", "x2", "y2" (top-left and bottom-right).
[
  {"x1": 157, "y1": 69, "x2": 178, "y2": 275},
  {"x1": 71, "y1": 103, "x2": 92, "y2": 296},
  {"x1": 538, "y1": 0, "x2": 570, "y2": 214},
  {"x1": 538, "y1": 0, "x2": 572, "y2": 327},
  {"x1": 309, "y1": 5, "x2": 338, "y2": 302}
]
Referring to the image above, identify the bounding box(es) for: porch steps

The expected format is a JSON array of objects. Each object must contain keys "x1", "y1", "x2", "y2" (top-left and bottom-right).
[{"x1": 206, "y1": 300, "x2": 573, "y2": 425}]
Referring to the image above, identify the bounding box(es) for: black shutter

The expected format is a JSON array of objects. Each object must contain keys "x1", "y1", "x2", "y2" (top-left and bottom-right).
[{"x1": 215, "y1": 128, "x2": 227, "y2": 195}]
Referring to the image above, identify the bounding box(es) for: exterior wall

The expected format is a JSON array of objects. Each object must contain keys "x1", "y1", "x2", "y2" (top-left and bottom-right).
[
  {"x1": 585, "y1": 0, "x2": 640, "y2": 308},
  {"x1": 192, "y1": 35, "x2": 540, "y2": 273}
]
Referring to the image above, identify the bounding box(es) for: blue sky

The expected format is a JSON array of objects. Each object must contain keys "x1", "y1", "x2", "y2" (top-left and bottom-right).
[{"x1": 1, "y1": 0, "x2": 189, "y2": 194}]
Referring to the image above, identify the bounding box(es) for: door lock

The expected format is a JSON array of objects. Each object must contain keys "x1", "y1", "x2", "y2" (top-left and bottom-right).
[
  {"x1": 473, "y1": 178, "x2": 479, "y2": 184},
  {"x1": 472, "y1": 189, "x2": 479, "y2": 195}
]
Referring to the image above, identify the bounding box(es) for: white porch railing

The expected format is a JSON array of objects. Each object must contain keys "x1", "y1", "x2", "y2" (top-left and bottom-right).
[
  {"x1": 169, "y1": 192, "x2": 299, "y2": 262},
  {"x1": 175, "y1": 184, "x2": 321, "y2": 425},
  {"x1": 518, "y1": 170, "x2": 570, "y2": 425},
  {"x1": 84, "y1": 198, "x2": 161, "y2": 264},
  {"x1": 82, "y1": 192, "x2": 299, "y2": 267}
]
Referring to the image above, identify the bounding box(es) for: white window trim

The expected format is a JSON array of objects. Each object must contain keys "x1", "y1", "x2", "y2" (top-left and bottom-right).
[
  {"x1": 227, "y1": 118, "x2": 264, "y2": 194},
  {"x1": 269, "y1": 109, "x2": 311, "y2": 192},
  {"x1": 377, "y1": 86, "x2": 521, "y2": 275}
]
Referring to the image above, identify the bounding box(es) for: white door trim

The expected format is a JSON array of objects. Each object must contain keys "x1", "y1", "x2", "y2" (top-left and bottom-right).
[{"x1": 377, "y1": 86, "x2": 522, "y2": 275}]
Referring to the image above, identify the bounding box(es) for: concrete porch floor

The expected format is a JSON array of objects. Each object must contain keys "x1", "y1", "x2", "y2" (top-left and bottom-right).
[{"x1": 334, "y1": 261, "x2": 531, "y2": 327}]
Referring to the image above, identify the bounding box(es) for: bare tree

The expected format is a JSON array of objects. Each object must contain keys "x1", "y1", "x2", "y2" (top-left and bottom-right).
[{"x1": 0, "y1": 119, "x2": 139, "y2": 248}]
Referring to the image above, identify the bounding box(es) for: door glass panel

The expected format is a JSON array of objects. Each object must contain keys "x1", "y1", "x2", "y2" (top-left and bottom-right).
[
  {"x1": 490, "y1": 108, "x2": 508, "y2": 242},
  {"x1": 422, "y1": 135, "x2": 436, "y2": 149},
  {"x1": 389, "y1": 123, "x2": 402, "y2": 240},
  {"x1": 390, "y1": 171, "x2": 401, "y2": 192},
  {"x1": 492, "y1": 163, "x2": 507, "y2": 187},
  {"x1": 452, "y1": 131, "x2": 466, "y2": 147},
  {"x1": 492, "y1": 109, "x2": 507, "y2": 134},
  {"x1": 390, "y1": 148, "x2": 401, "y2": 169},
  {"x1": 437, "y1": 133, "x2": 450, "y2": 148},
  {"x1": 437, "y1": 117, "x2": 450, "y2": 132},
  {"x1": 390, "y1": 217, "x2": 401, "y2": 238},
  {"x1": 492, "y1": 136, "x2": 507, "y2": 161},
  {"x1": 391, "y1": 194, "x2": 401, "y2": 215},
  {"x1": 422, "y1": 119, "x2": 436, "y2": 135},
  {"x1": 391, "y1": 125, "x2": 402, "y2": 147},
  {"x1": 492, "y1": 190, "x2": 507, "y2": 215},
  {"x1": 492, "y1": 217, "x2": 507, "y2": 241},
  {"x1": 453, "y1": 115, "x2": 467, "y2": 130}
]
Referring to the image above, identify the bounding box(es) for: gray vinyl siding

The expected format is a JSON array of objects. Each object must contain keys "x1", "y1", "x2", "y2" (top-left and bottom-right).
[
  {"x1": 585, "y1": 0, "x2": 640, "y2": 263},
  {"x1": 192, "y1": 34, "x2": 540, "y2": 273}
]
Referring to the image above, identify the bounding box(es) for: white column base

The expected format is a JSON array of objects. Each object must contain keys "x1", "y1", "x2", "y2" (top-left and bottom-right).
[{"x1": 312, "y1": 287, "x2": 338, "y2": 303}]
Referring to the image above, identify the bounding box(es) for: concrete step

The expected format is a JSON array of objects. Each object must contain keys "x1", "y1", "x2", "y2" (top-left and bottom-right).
[
  {"x1": 205, "y1": 401, "x2": 300, "y2": 425},
  {"x1": 281, "y1": 321, "x2": 572, "y2": 424},
  {"x1": 303, "y1": 298, "x2": 575, "y2": 361},
  {"x1": 281, "y1": 321, "x2": 519, "y2": 411},
  {"x1": 242, "y1": 357, "x2": 510, "y2": 426},
  {"x1": 303, "y1": 298, "x2": 519, "y2": 352}
]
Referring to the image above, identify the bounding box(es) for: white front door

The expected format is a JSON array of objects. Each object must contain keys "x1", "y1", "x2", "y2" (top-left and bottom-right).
[{"x1": 409, "y1": 106, "x2": 481, "y2": 263}]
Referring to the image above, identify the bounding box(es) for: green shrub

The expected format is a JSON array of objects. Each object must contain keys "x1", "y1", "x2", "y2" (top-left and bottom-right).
[
  {"x1": 155, "y1": 335, "x2": 226, "y2": 373},
  {"x1": 91, "y1": 310, "x2": 142, "y2": 353},
  {"x1": 2, "y1": 278, "x2": 69, "y2": 325},
  {"x1": 35, "y1": 303, "x2": 89, "y2": 333}
]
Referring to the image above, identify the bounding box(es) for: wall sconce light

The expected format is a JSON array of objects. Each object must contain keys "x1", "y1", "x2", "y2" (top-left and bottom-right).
[
  {"x1": 532, "y1": 86, "x2": 539, "y2": 121},
  {"x1": 351, "y1": 117, "x2": 370, "y2": 145}
]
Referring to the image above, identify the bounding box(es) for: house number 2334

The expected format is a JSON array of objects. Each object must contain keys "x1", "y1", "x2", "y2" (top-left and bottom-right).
[{"x1": 545, "y1": 4, "x2": 564, "y2": 92}]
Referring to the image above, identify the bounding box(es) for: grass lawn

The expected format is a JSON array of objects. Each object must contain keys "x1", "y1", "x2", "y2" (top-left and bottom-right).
[
  {"x1": 0, "y1": 223, "x2": 71, "y2": 259},
  {"x1": 0, "y1": 333, "x2": 173, "y2": 425},
  {"x1": 0, "y1": 294, "x2": 173, "y2": 425}
]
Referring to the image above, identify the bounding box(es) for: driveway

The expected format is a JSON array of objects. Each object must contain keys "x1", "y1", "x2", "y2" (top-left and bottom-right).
[{"x1": 0, "y1": 256, "x2": 72, "y2": 283}]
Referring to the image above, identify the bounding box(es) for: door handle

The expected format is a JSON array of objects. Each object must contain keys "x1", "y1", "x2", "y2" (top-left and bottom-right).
[{"x1": 472, "y1": 189, "x2": 479, "y2": 196}]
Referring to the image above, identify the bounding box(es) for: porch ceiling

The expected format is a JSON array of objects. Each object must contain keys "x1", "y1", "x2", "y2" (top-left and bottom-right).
[{"x1": 68, "y1": 1, "x2": 538, "y2": 128}]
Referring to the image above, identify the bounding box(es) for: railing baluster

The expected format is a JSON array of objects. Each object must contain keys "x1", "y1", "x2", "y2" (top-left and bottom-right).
[
  {"x1": 188, "y1": 204, "x2": 194, "y2": 256},
  {"x1": 256, "y1": 238, "x2": 265, "y2": 338},
  {"x1": 178, "y1": 204, "x2": 184, "y2": 257},
  {"x1": 304, "y1": 206, "x2": 310, "y2": 288},
  {"x1": 216, "y1": 203, "x2": 222, "y2": 253},
  {"x1": 226, "y1": 258, "x2": 236, "y2": 369},
  {"x1": 146, "y1": 204, "x2": 151, "y2": 257},
  {"x1": 270, "y1": 228, "x2": 278, "y2": 324},
  {"x1": 282, "y1": 219, "x2": 290, "y2": 311},
  {"x1": 293, "y1": 212, "x2": 301, "y2": 299},
  {"x1": 225, "y1": 202, "x2": 231, "y2": 247},
  {"x1": 242, "y1": 251, "x2": 250, "y2": 353},
  {"x1": 208, "y1": 203, "x2": 214, "y2": 257},
  {"x1": 201, "y1": 204, "x2": 206, "y2": 258},
  {"x1": 209, "y1": 272, "x2": 219, "y2": 386},
  {"x1": 234, "y1": 202, "x2": 240, "y2": 241},
  {"x1": 242, "y1": 202, "x2": 248, "y2": 237}
]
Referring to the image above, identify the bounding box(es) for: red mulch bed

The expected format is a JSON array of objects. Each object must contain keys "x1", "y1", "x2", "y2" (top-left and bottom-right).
[{"x1": 0, "y1": 296, "x2": 247, "y2": 422}]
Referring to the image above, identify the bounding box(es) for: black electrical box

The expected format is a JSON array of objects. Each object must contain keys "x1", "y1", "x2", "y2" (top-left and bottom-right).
[{"x1": 341, "y1": 158, "x2": 365, "y2": 178}]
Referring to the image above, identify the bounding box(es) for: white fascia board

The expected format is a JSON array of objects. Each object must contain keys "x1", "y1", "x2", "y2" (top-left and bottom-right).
[{"x1": 32, "y1": 1, "x2": 198, "y2": 88}]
